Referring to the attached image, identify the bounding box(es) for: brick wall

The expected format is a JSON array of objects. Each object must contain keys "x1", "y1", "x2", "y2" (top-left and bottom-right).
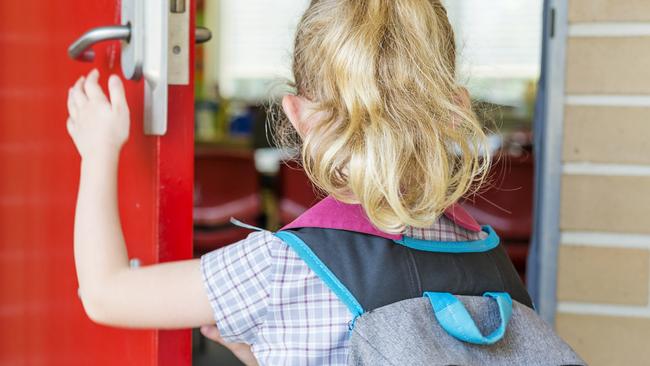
[{"x1": 556, "y1": 1, "x2": 650, "y2": 364}]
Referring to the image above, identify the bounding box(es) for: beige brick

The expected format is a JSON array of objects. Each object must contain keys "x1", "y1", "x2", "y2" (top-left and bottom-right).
[
  {"x1": 561, "y1": 175, "x2": 650, "y2": 233},
  {"x1": 569, "y1": 0, "x2": 650, "y2": 22},
  {"x1": 557, "y1": 245, "x2": 649, "y2": 305},
  {"x1": 566, "y1": 37, "x2": 650, "y2": 94},
  {"x1": 563, "y1": 106, "x2": 650, "y2": 164},
  {"x1": 556, "y1": 313, "x2": 650, "y2": 366}
]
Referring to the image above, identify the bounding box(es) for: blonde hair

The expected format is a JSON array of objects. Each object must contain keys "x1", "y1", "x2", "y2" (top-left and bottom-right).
[{"x1": 276, "y1": 0, "x2": 490, "y2": 233}]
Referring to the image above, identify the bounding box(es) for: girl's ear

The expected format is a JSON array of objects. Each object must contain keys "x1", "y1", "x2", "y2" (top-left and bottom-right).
[{"x1": 282, "y1": 94, "x2": 305, "y2": 137}]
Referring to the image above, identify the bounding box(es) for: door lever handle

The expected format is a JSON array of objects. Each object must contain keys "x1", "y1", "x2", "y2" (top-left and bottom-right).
[
  {"x1": 68, "y1": 25, "x2": 131, "y2": 61},
  {"x1": 195, "y1": 27, "x2": 212, "y2": 44}
]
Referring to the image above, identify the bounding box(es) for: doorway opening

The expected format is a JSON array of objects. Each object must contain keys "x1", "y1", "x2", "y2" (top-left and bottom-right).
[{"x1": 191, "y1": 1, "x2": 544, "y2": 364}]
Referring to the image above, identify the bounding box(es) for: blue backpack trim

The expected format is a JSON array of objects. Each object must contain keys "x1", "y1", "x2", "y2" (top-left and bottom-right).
[
  {"x1": 274, "y1": 231, "x2": 365, "y2": 318},
  {"x1": 394, "y1": 225, "x2": 499, "y2": 253},
  {"x1": 424, "y1": 291, "x2": 513, "y2": 345}
]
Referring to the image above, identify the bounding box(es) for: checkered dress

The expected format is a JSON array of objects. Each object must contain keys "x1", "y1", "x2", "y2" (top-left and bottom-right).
[{"x1": 200, "y1": 216, "x2": 486, "y2": 366}]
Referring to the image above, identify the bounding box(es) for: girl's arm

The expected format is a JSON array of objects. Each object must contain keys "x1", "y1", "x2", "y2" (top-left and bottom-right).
[{"x1": 67, "y1": 69, "x2": 213, "y2": 329}]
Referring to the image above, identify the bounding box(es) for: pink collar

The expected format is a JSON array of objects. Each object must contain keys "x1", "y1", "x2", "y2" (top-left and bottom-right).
[{"x1": 281, "y1": 196, "x2": 481, "y2": 240}]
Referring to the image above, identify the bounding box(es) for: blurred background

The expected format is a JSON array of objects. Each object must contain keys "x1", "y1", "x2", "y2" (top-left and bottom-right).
[{"x1": 1, "y1": 0, "x2": 648, "y2": 365}]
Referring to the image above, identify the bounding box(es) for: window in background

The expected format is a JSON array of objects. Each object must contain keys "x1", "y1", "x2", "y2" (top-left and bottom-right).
[
  {"x1": 215, "y1": 0, "x2": 309, "y2": 101},
  {"x1": 445, "y1": 0, "x2": 543, "y2": 129}
]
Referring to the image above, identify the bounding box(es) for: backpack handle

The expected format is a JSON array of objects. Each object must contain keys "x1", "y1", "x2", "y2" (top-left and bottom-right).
[{"x1": 423, "y1": 291, "x2": 513, "y2": 345}]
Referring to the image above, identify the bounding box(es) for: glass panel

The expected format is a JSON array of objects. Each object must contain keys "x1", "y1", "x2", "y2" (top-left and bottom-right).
[{"x1": 445, "y1": 0, "x2": 543, "y2": 130}]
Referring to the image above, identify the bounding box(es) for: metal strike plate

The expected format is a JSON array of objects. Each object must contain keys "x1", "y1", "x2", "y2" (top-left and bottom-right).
[
  {"x1": 143, "y1": 0, "x2": 191, "y2": 135},
  {"x1": 168, "y1": 0, "x2": 190, "y2": 86},
  {"x1": 143, "y1": 0, "x2": 169, "y2": 135}
]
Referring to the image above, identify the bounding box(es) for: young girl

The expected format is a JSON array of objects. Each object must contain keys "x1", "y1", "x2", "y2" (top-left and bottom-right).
[{"x1": 66, "y1": 1, "x2": 514, "y2": 365}]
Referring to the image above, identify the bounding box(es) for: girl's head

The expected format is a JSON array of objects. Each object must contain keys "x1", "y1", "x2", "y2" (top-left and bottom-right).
[{"x1": 278, "y1": 0, "x2": 490, "y2": 233}]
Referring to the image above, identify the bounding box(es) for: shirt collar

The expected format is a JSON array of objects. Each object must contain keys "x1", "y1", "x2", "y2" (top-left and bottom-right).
[{"x1": 281, "y1": 196, "x2": 481, "y2": 240}]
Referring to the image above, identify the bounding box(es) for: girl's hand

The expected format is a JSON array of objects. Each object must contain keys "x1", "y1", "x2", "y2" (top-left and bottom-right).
[
  {"x1": 66, "y1": 69, "x2": 130, "y2": 161},
  {"x1": 200, "y1": 325, "x2": 259, "y2": 366}
]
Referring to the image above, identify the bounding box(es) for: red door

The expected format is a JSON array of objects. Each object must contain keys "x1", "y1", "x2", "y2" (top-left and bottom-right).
[{"x1": 0, "y1": 1, "x2": 195, "y2": 365}]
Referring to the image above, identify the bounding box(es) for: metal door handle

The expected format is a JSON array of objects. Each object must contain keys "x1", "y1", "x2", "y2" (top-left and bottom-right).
[
  {"x1": 69, "y1": 25, "x2": 208, "y2": 60},
  {"x1": 68, "y1": 25, "x2": 131, "y2": 61}
]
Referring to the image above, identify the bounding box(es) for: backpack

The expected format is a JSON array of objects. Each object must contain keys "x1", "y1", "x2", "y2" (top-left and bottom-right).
[{"x1": 273, "y1": 197, "x2": 585, "y2": 366}]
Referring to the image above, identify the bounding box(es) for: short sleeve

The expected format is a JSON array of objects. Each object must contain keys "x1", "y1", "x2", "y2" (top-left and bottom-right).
[{"x1": 200, "y1": 230, "x2": 273, "y2": 344}]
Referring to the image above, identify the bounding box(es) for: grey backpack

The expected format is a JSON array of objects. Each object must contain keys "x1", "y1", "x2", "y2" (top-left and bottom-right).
[{"x1": 274, "y1": 225, "x2": 585, "y2": 366}]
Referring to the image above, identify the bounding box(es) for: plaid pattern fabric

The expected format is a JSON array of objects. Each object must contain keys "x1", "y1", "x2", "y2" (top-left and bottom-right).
[
  {"x1": 200, "y1": 219, "x2": 487, "y2": 365},
  {"x1": 404, "y1": 215, "x2": 486, "y2": 242}
]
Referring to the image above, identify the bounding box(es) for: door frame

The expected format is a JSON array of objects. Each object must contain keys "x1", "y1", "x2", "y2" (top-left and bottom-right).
[{"x1": 529, "y1": 0, "x2": 568, "y2": 324}]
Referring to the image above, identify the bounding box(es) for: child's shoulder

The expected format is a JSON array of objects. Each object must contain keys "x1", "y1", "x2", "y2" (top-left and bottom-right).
[{"x1": 226, "y1": 229, "x2": 300, "y2": 261}]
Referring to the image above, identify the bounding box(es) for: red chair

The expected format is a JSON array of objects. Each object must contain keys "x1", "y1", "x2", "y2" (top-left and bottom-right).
[
  {"x1": 278, "y1": 160, "x2": 323, "y2": 225},
  {"x1": 460, "y1": 152, "x2": 534, "y2": 280},
  {"x1": 193, "y1": 146, "x2": 262, "y2": 255}
]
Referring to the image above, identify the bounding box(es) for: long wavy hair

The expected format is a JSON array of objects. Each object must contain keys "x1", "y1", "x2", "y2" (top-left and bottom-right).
[{"x1": 274, "y1": 0, "x2": 490, "y2": 233}]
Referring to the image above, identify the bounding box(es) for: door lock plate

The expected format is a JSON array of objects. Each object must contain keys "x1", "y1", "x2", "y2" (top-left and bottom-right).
[
  {"x1": 142, "y1": 0, "x2": 169, "y2": 135},
  {"x1": 168, "y1": 0, "x2": 190, "y2": 86},
  {"x1": 139, "y1": 0, "x2": 190, "y2": 135}
]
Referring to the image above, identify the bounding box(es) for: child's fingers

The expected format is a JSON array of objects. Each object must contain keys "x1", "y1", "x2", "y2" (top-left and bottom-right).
[
  {"x1": 67, "y1": 89, "x2": 78, "y2": 118},
  {"x1": 71, "y1": 77, "x2": 87, "y2": 108},
  {"x1": 108, "y1": 75, "x2": 128, "y2": 112},
  {"x1": 83, "y1": 69, "x2": 108, "y2": 102},
  {"x1": 74, "y1": 76, "x2": 85, "y2": 90},
  {"x1": 200, "y1": 325, "x2": 224, "y2": 344},
  {"x1": 71, "y1": 76, "x2": 88, "y2": 103},
  {"x1": 66, "y1": 117, "x2": 76, "y2": 137}
]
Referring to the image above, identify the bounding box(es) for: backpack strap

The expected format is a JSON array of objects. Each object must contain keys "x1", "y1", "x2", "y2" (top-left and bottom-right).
[{"x1": 274, "y1": 230, "x2": 364, "y2": 318}]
